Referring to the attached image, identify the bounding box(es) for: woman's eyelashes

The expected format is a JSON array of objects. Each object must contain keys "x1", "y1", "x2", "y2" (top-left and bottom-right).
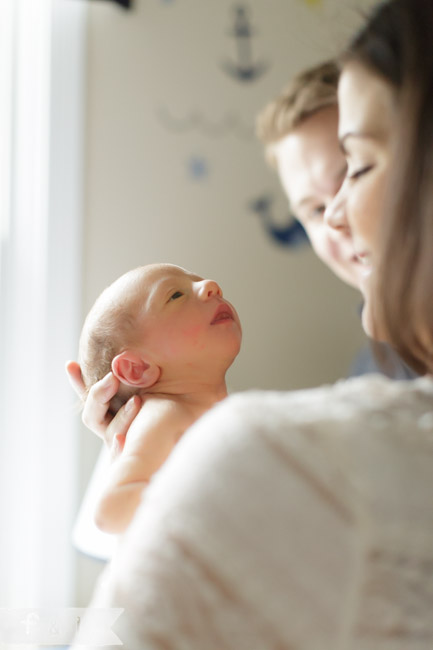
[{"x1": 347, "y1": 164, "x2": 373, "y2": 181}]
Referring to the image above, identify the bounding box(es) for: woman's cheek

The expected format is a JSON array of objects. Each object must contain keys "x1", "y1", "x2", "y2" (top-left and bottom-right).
[{"x1": 360, "y1": 168, "x2": 389, "y2": 252}]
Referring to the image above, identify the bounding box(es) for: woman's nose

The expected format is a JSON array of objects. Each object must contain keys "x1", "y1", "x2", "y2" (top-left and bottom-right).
[
  {"x1": 196, "y1": 279, "x2": 223, "y2": 300},
  {"x1": 324, "y1": 189, "x2": 350, "y2": 233}
]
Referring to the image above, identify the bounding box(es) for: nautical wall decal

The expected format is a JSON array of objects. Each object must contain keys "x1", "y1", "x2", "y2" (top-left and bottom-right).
[
  {"x1": 80, "y1": 0, "x2": 132, "y2": 8},
  {"x1": 187, "y1": 156, "x2": 210, "y2": 181},
  {"x1": 249, "y1": 194, "x2": 309, "y2": 248},
  {"x1": 222, "y1": 5, "x2": 268, "y2": 83},
  {"x1": 154, "y1": 4, "x2": 268, "y2": 191},
  {"x1": 157, "y1": 108, "x2": 254, "y2": 140}
]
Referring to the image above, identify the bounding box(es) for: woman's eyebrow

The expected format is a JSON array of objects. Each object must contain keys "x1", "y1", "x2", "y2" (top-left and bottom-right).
[
  {"x1": 340, "y1": 129, "x2": 386, "y2": 152},
  {"x1": 339, "y1": 131, "x2": 361, "y2": 153}
]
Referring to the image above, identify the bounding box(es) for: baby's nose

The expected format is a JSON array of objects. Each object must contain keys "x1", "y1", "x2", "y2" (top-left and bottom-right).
[{"x1": 197, "y1": 279, "x2": 223, "y2": 300}]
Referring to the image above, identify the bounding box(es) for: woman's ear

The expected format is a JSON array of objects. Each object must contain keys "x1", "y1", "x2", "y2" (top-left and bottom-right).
[{"x1": 111, "y1": 351, "x2": 160, "y2": 389}]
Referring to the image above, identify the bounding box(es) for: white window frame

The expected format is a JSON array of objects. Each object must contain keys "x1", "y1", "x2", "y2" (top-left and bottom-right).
[{"x1": 0, "y1": 0, "x2": 86, "y2": 607}]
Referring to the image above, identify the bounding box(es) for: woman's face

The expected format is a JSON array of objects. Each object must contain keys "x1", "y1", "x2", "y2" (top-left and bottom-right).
[{"x1": 325, "y1": 61, "x2": 397, "y2": 335}]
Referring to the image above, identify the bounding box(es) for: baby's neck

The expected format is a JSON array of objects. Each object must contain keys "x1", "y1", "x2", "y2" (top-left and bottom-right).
[{"x1": 139, "y1": 379, "x2": 228, "y2": 412}]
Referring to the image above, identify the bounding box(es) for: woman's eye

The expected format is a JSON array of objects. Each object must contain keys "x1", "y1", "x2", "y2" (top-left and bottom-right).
[
  {"x1": 348, "y1": 165, "x2": 373, "y2": 181},
  {"x1": 169, "y1": 291, "x2": 183, "y2": 301}
]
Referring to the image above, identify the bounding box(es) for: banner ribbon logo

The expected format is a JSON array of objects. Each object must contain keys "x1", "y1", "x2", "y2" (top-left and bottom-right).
[{"x1": 0, "y1": 608, "x2": 124, "y2": 646}]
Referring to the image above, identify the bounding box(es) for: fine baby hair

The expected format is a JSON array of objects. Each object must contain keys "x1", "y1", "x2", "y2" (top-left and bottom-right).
[{"x1": 78, "y1": 266, "x2": 153, "y2": 412}]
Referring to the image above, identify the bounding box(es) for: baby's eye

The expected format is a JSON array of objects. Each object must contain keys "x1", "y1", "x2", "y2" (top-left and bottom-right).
[{"x1": 169, "y1": 291, "x2": 183, "y2": 301}]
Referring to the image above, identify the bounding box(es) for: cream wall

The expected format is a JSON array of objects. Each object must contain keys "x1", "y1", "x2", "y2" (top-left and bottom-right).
[{"x1": 76, "y1": 0, "x2": 377, "y2": 604}]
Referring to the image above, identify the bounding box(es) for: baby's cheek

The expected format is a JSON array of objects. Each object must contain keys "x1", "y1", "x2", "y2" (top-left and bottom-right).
[
  {"x1": 163, "y1": 324, "x2": 206, "y2": 354},
  {"x1": 179, "y1": 325, "x2": 206, "y2": 349}
]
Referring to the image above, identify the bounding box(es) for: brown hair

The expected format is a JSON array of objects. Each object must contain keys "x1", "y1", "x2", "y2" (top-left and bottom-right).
[
  {"x1": 343, "y1": 0, "x2": 433, "y2": 374},
  {"x1": 256, "y1": 60, "x2": 339, "y2": 167}
]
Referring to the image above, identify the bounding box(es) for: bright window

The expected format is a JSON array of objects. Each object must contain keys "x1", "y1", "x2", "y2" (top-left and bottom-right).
[{"x1": 0, "y1": 0, "x2": 86, "y2": 607}]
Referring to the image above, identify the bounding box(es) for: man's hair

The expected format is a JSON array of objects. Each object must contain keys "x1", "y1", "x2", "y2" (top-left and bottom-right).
[{"x1": 256, "y1": 60, "x2": 339, "y2": 167}]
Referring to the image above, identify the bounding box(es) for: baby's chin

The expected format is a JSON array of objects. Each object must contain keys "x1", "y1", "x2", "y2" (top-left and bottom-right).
[{"x1": 223, "y1": 337, "x2": 242, "y2": 368}]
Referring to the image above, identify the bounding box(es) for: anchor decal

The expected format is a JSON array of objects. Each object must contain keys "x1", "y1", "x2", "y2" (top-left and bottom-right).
[
  {"x1": 80, "y1": 0, "x2": 132, "y2": 9},
  {"x1": 249, "y1": 194, "x2": 309, "y2": 248},
  {"x1": 222, "y1": 5, "x2": 268, "y2": 83}
]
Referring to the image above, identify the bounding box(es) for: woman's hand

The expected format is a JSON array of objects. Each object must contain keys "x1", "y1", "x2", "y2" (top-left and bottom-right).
[{"x1": 65, "y1": 361, "x2": 142, "y2": 456}]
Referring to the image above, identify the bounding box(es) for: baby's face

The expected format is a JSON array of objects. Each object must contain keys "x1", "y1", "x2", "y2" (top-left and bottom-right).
[{"x1": 132, "y1": 264, "x2": 242, "y2": 373}]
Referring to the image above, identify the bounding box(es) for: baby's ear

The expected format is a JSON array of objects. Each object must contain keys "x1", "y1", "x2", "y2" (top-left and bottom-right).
[{"x1": 111, "y1": 351, "x2": 160, "y2": 389}]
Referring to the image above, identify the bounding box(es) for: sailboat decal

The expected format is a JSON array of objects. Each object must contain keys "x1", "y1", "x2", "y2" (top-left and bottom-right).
[{"x1": 250, "y1": 194, "x2": 309, "y2": 248}]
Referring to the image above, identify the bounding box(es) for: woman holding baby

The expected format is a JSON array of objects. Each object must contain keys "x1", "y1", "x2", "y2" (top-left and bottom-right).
[{"x1": 70, "y1": 0, "x2": 433, "y2": 646}]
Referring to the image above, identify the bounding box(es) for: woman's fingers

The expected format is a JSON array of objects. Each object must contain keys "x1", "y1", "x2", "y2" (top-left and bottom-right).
[
  {"x1": 66, "y1": 362, "x2": 141, "y2": 449},
  {"x1": 66, "y1": 362, "x2": 117, "y2": 437},
  {"x1": 107, "y1": 395, "x2": 142, "y2": 455},
  {"x1": 65, "y1": 360, "x2": 86, "y2": 400},
  {"x1": 82, "y1": 372, "x2": 120, "y2": 437}
]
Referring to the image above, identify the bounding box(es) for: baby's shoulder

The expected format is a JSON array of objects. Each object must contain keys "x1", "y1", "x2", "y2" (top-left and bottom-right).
[{"x1": 122, "y1": 396, "x2": 190, "y2": 454}]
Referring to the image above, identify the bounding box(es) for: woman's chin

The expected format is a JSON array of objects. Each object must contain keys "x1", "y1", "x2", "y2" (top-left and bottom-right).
[
  {"x1": 361, "y1": 301, "x2": 375, "y2": 338},
  {"x1": 361, "y1": 299, "x2": 388, "y2": 343}
]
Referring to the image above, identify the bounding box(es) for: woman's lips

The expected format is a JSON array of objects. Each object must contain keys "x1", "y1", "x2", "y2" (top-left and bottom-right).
[
  {"x1": 356, "y1": 251, "x2": 372, "y2": 265},
  {"x1": 355, "y1": 252, "x2": 373, "y2": 279},
  {"x1": 211, "y1": 302, "x2": 234, "y2": 324}
]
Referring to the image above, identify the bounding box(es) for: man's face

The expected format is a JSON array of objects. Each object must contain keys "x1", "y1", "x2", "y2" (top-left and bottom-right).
[
  {"x1": 272, "y1": 106, "x2": 363, "y2": 289},
  {"x1": 134, "y1": 264, "x2": 242, "y2": 374}
]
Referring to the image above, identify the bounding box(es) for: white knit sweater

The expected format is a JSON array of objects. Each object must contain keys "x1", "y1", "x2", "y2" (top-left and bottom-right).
[{"x1": 79, "y1": 374, "x2": 433, "y2": 650}]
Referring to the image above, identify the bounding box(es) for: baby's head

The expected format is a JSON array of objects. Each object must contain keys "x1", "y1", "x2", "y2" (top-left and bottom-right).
[{"x1": 79, "y1": 263, "x2": 242, "y2": 411}]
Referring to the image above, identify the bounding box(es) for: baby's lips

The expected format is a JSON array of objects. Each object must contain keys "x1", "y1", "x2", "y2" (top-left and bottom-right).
[{"x1": 211, "y1": 302, "x2": 234, "y2": 324}]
